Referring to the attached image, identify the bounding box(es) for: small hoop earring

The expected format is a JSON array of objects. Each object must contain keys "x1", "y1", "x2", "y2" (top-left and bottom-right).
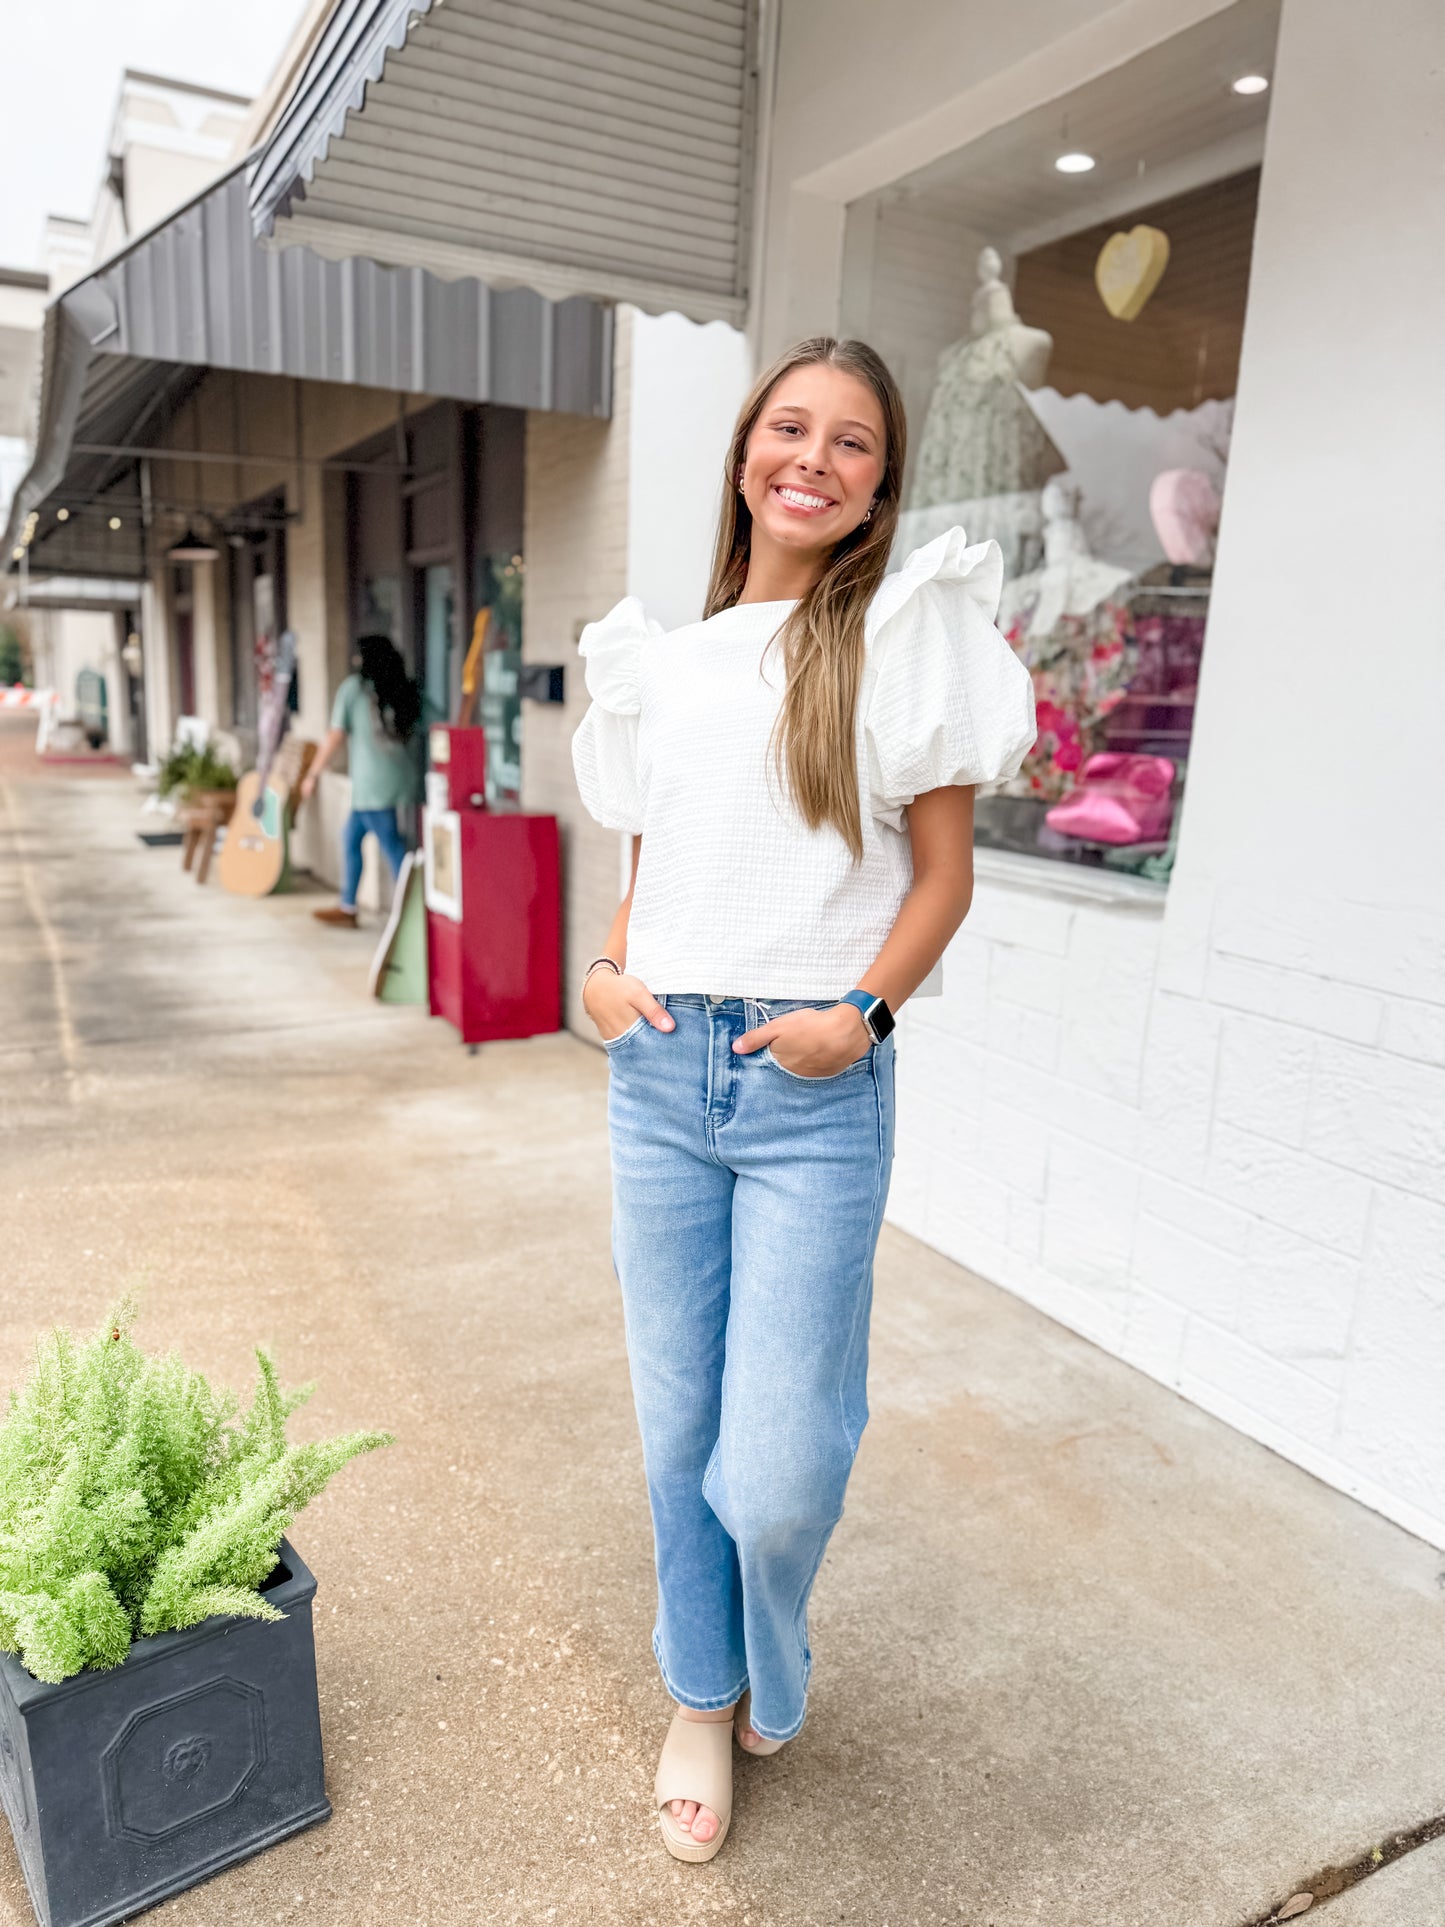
[{"x1": 862, "y1": 509, "x2": 873, "y2": 525}]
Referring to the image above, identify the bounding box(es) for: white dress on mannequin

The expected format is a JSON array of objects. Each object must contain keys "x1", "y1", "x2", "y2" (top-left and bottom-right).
[
  {"x1": 998, "y1": 478, "x2": 1136, "y2": 641},
  {"x1": 898, "y1": 248, "x2": 1065, "y2": 574}
]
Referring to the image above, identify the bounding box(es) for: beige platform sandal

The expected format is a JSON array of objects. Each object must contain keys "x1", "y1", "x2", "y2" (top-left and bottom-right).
[
  {"x1": 654, "y1": 1712, "x2": 734, "y2": 1862},
  {"x1": 733, "y1": 1689, "x2": 784, "y2": 1757}
]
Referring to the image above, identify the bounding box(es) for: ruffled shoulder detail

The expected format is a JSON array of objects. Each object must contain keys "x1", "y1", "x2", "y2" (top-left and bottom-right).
[
  {"x1": 577, "y1": 595, "x2": 665, "y2": 717},
  {"x1": 865, "y1": 525, "x2": 1005, "y2": 648},
  {"x1": 862, "y1": 524, "x2": 1035, "y2": 827}
]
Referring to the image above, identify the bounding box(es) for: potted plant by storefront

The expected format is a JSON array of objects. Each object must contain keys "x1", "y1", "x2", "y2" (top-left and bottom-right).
[
  {"x1": 154, "y1": 741, "x2": 239, "y2": 809},
  {"x1": 0, "y1": 1303, "x2": 392, "y2": 1927}
]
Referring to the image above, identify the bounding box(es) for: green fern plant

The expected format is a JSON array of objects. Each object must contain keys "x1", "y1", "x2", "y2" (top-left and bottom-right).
[
  {"x1": 155, "y1": 742, "x2": 238, "y2": 799},
  {"x1": 0, "y1": 1303, "x2": 392, "y2": 1683}
]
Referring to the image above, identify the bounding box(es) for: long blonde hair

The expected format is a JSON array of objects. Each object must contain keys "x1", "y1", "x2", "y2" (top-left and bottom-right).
[{"x1": 704, "y1": 337, "x2": 906, "y2": 861}]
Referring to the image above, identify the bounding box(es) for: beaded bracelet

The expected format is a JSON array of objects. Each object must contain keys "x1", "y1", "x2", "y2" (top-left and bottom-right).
[{"x1": 582, "y1": 955, "x2": 622, "y2": 992}]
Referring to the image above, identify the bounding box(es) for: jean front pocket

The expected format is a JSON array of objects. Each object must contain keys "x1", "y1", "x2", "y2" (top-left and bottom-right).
[
  {"x1": 760, "y1": 1041, "x2": 874, "y2": 1083},
  {"x1": 601, "y1": 1013, "x2": 649, "y2": 1052}
]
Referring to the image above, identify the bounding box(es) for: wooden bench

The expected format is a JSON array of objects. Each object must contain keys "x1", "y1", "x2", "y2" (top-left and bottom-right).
[{"x1": 179, "y1": 789, "x2": 237, "y2": 886}]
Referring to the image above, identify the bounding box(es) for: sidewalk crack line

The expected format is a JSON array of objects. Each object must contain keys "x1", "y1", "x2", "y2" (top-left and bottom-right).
[{"x1": 1244, "y1": 1807, "x2": 1445, "y2": 1923}]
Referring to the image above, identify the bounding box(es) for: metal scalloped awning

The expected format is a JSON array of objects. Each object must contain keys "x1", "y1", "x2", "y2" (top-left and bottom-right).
[
  {"x1": 248, "y1": 0, "x2": 757, "y2": 326},
  {"x1": 4, "y1": 157, "x2": 612, "y2": 579}
]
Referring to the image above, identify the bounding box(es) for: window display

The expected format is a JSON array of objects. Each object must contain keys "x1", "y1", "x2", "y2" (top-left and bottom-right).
[
  {"x1": 902, "y1": 248, "x2": 1064, "y2": 576},
  {"x1": 857, "y1": 145, "x2": 1263, "y2": 881}
]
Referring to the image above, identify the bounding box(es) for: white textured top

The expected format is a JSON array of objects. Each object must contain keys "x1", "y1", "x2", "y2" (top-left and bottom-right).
[{"x1": 571, "y1": 527, "x2": 1037, "y2": 999}]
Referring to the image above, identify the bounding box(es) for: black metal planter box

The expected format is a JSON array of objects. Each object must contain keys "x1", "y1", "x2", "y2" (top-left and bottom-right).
[{"x1": 0, "y1": 1539, "x2": 331, "y2": 1927}]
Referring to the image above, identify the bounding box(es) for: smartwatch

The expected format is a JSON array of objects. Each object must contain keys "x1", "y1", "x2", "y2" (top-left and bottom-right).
[{"x1": 838, "y1": 988, "x2": 895, "y2": 1044}]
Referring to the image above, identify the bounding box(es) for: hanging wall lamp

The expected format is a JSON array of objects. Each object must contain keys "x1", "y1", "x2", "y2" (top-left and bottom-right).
[{"x1": 166, "y1": 527, "x2": 221, "y2": 562}]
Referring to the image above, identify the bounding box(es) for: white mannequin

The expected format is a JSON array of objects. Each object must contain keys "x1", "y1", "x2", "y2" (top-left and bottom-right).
[
  {"x1": 903, "y1": 246, "x2": 1065, "y2": 561},
  {"x1": 998, "y1": 476, "x2": 1135, "y2": 642},
  {"x1": 969, "y1": 246, "x2": 1054, "y2": 390}
]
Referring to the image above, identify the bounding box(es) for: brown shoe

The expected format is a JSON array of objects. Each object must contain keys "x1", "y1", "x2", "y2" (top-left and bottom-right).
[{"x1": 312, "y1": 906, "x2": 359, "y2": 927}]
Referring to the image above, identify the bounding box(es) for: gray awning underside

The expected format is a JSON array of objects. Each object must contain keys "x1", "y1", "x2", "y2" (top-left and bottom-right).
[
  {"x1": 5, "y1": 158, "x2": 612, "y2": 578},
  {"x1": 247, "y1": 0, "x2": 756, "y2": 326}
]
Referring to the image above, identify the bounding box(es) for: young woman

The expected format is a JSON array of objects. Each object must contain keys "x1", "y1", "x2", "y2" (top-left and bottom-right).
[
  {"x1": 572, "y1": 338, "x2": 1036, "y2": 1863},
  {"x1": 303, "y1": 634, "x2": 423, "y2": 927}
]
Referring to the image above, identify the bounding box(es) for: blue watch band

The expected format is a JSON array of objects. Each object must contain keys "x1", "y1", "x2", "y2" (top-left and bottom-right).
[{"x1": 838, "y1": 988, "x2": 894, "y2": 1043}]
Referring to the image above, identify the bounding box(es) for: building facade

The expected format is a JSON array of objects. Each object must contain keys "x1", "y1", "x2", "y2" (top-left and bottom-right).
[
  {"x1": 754, "y1": 0, "x2": 1445, "y2": 1550},
  {"x1": 6, "y1": 0, "x2": 1441, "y2": 1549}
]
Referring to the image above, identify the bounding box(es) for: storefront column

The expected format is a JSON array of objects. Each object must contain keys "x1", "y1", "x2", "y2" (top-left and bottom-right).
[
  {"x1": 520, "y1": 348, "x2": 629, "y2": 1038},
  {"x1": 285, "y1": 478, "x2": 330, "y2": 750},
  {"x1": 140, "y1": 574, "x2": 174, "y2": 760},
  {"x1": 99, "y1": 618, "x2": 131, "y2": 760},
  {"x1": 190, "y1": 559, "x2": 226, "y2": 733}
]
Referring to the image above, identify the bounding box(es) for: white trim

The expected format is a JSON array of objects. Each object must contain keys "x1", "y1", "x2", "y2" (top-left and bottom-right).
[
  {"x1": 262, "y1": 214, "x2": 746, "y2": 326},
  {"x1": 972, "y1": 846, "x2": 1168, "y2": 912}
]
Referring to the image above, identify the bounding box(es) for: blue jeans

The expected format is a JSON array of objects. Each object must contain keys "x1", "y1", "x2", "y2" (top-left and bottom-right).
[
  {"x1": 606, "y1": 992, "x2": 896, "y2": 1742},
  {"x1": 340, "y1": 808, "x2": 408, "y2": 909}
]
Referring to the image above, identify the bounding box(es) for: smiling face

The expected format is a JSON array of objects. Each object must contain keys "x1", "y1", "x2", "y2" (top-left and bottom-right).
[{"x1": 740, "y1": 361, "x2": 888, "y2": 565}]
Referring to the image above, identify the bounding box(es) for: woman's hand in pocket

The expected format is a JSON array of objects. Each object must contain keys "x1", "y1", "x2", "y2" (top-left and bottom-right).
[
  {"x1": 733, "y1": 1003, "x2": 869, "y2": 1076},
  {"x1": 583, "y1": 969, "x2": 674, "y2": 1043}
]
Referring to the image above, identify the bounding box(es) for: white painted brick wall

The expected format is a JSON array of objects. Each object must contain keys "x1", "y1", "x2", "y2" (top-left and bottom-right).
[
  {"x1": 521, "y1": 311, "x2": 633, "y2": 1040},
  {"x1": 891, "y1": 869, "x2": 1445, "y2": 1549}
]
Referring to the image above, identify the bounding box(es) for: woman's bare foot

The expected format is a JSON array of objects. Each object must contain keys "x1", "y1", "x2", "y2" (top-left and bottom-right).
[
  {"x1": 734, "y1": 1688, "x2": 784, "y2": 1756},
  {"x1": 668, "y1": 1703, "x2": 735, "y2": 1843}
]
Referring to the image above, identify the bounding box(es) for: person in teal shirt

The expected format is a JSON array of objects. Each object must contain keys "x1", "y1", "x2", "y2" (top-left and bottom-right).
[{"x1": 303, "y1": 635, "x2": 424, "y2": 926}]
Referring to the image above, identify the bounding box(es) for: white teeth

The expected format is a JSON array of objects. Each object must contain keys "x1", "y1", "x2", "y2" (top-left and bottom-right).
[{"x1": 777, "y1": 486, "x2": 832, "y2": 509}]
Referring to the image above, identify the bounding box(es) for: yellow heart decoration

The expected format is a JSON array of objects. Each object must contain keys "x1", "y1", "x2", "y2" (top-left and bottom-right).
[{"x1": 1095, "y1": 225, "x2": 1171, "y2": 321}]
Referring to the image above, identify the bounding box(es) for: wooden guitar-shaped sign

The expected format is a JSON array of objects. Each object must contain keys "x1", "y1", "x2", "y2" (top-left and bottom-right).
[{"x1": 217, "y1": 737, "x2": 315, "y2": 896}]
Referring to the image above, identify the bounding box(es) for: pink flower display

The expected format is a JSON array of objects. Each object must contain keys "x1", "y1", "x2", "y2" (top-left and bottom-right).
[{"x1": 1000, "y1": 601, "x2": 1138, "y2": 802}]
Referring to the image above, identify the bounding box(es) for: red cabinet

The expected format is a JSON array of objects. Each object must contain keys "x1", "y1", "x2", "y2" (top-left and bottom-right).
[{"x1": 422, "y1": 726, "x2": 560, "y2": 1044}]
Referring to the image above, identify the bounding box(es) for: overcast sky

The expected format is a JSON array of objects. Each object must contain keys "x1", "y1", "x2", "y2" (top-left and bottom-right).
[{"x1": 1, "y1": 0, "x2": 308, "y2": 266}]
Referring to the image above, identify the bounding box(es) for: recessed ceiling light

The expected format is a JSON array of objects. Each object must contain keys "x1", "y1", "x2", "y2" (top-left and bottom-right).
[
  {"x1": 108, "y1": 515, "x2": 122, "y2": 530},
  {"x1": 56, "y1": 507, "x2": 69, "y2": 522},
  {"x1": 1232, "y1": 73, "x2": 1269, "y2": 95},
  {"x1": 1055, "y1": 152, "x2": 1096, "y2": 174}
]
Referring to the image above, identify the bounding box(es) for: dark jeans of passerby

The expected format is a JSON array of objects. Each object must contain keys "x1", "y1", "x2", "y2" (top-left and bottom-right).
[{"x1": 340, "y1": 808, "x2": 408, "y2": 910}]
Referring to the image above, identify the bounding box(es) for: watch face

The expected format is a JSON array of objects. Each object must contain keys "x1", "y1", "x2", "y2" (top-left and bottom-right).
[{"x1": 867, "y1": 997, "x2": 896, "y2": 1041}]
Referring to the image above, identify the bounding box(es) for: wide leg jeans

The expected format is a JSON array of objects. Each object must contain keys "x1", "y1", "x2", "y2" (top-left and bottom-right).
[{"x1": 605, "y1": 992, "x2": 896, "y2": 1743}]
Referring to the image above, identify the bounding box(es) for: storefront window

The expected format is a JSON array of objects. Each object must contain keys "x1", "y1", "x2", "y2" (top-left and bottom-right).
[
  {"x1": 356, "y1": 572, "x2": 402, "y2": 645},
  {"x1": 349, "y1": 457, "x2": 403, "y2": 652},
  {"x1": 842, "y1": 16, "x2": 1273, "y2": 882},
  {"x1": 342, "y1": 402, "x2": 525, "y2": 805},
  {"x1": 474, "y1": 550, "x2": 524, "y2": 806},
  {"x1": 422, "y1": 563, "x2": 455, "y2": 725},
  {"x1": 228, "y1": 498, "x2": 288, "y2": 731}
]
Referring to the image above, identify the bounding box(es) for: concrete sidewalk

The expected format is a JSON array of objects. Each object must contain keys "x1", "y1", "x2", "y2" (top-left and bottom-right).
[{"x1": 1, "y1": 722, "x2": 1442, "y2": 1927}]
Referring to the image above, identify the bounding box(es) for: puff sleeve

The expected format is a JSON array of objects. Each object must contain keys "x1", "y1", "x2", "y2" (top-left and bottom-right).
[
  {"x1": 570, "y1": 596, "x2": 663, "y2": 834},
  {"x1": 863, "y1": 527, "x2": 1037, "y2": 829}
]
